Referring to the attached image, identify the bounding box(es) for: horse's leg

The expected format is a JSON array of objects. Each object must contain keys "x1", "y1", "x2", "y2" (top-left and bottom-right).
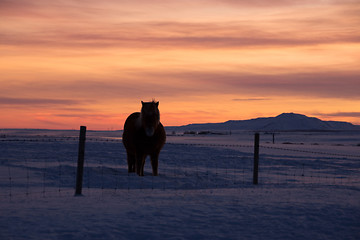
[
  {"x1": 150, "y1": 152, "x2": 159, "y2": 176},
  {"x1": 140, "y1": 156, "x2": 146, "y2": 176},
  {"x1": 127, "y1": 152, "x2": 135, "y2": 173},
  {"x1": 135, "y1": 152, "x2": 146, "y2": 176}
]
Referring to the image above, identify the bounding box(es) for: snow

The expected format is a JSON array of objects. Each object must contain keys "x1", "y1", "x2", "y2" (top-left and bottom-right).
[{"x1": 1, "y1": 129, "x2": 359, "y2": 240}]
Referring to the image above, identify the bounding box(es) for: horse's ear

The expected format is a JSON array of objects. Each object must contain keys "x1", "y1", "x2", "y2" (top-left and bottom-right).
[
  {"x1": 156, "y1": 101, "x2": 159, "y2": 107},
  {"x1": 141, "y1": 101, "x2": 144, "y2": 105}
]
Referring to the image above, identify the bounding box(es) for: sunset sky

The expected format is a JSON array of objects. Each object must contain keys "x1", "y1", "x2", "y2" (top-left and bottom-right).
[{"x1": 1, "y1": 0, "x2": 359, "y2": 130}]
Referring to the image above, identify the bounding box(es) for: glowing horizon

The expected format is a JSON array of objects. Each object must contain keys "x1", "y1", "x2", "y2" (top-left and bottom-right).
[{"x1": 1, "y1": 0, "x2": 359, "y2": 130}]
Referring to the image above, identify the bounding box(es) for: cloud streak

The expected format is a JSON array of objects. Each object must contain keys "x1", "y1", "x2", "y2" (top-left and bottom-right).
[
  {"x1": 3, "y1": 69, "x2": 359, "y2": 104},
  {"x1": 232, "y1": 98, "x2": 271, "y2": 101},
  {"x1": 130, "y1": 70, "x2": 360, "y2": 100},
  {"x1": 1, "y1": 21, "x2": 359, "y2": 50},
  {"x1": 0, "y1": 97, "x2": 83, "y2": 106},
  {"x1": 315, "y1": 112, "x2": 360, "y2": 118},
  {"x1": 1, "y1": 0, "x2": 359, "y2": 50}
]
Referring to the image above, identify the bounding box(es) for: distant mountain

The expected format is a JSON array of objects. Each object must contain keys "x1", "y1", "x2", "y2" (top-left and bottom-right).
[{"x1": 169, "y1": 113, "x2": 360, "y2": 132}]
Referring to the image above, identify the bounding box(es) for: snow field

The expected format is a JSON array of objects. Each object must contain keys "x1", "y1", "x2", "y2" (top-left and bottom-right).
[{"x1": 0, "y1": 130, "x2": 359, "y2": 239}]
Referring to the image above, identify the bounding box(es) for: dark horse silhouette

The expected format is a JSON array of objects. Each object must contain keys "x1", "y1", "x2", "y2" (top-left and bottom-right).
[{"x1": 122, "y1": 100, "x2": 166, "y2": 176}]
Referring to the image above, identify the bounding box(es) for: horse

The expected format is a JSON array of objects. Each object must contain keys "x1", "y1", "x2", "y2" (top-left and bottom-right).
[{"x1": 122, "y1": 100, "x2": 166, "y2": 176}]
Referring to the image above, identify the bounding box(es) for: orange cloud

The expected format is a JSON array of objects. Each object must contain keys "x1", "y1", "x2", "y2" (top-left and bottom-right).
[{"x1": 1, "y1": 0, "x2": 359, "y2": 129}]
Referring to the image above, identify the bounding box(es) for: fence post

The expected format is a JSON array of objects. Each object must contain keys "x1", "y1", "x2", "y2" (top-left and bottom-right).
[
  {"x1": 75, "y1": 126, "x2": 86, "y2": 196},
  {"x1": 272, "y1": 133, "x2": 275, "y2": 144},
  {"x1": 253, "y1": 133, "x2": 260, "y2": 185}
]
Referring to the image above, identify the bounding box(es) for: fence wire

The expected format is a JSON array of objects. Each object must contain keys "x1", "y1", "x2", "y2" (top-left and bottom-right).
[{"x1": 1, "y1": 135, "x2": 359, "y2": 201}]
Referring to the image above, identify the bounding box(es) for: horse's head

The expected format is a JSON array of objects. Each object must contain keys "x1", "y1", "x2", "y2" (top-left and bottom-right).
[{"x1": 141, "y1": 100, "x2": 160, "y2": 137}]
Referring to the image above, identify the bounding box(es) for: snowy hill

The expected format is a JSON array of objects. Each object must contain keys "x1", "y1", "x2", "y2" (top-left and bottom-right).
[{"x1": 171, "y1": 113, "x2": 360, "y2": 132}]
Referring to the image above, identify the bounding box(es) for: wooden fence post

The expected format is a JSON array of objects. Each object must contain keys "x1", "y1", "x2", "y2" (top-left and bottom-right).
[
  {"x1": 253, "y1": 132, "x2": 260, "y2": 185},
  {"x1": 75, "y1": 126, "x2": 86, "y2": 196},
  {"x1": 272, "y1": 133, "x2": 275, "y2": 144}
]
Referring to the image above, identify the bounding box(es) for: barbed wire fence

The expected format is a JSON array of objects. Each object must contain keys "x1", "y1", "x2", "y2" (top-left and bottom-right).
[
  {"x1": 0, "y1": 138, "x2": 78, "y2": 200},
  {"x1": 258, "y1": 145, "x2": 360, "y2": 187},
  {"x1": 1, "y1": 130, "x2": 360, "y2": 201}
]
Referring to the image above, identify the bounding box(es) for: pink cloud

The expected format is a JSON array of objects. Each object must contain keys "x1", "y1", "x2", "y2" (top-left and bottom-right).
[
  {"x1": 2, "y1": 20, "x2": 359, "y2": 49},
  {"x1": 3, "y1": 70, "x2": 358, "y2": 103},
  {"x1": 0, "y1": 97, "x2": 82, "y2": 106}
]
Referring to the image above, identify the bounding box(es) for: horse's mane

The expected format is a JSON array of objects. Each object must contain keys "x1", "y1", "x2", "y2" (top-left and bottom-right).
[
  {"x1": 141, "y1": 99, "x2": 159, "y2": 109},
  {"x1": 145, "y1": 99, "x2": 158, "y2": 104}
]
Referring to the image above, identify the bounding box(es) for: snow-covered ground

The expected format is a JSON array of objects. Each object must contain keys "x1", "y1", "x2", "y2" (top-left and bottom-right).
[{"x1": 0, "y1": 129, "x2": 359, "y2": 240}]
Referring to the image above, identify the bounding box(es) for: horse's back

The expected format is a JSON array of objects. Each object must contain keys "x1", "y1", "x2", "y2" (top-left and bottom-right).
[{"x1": 124, "y1": 112, "x2": 140, "y2": 130}]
